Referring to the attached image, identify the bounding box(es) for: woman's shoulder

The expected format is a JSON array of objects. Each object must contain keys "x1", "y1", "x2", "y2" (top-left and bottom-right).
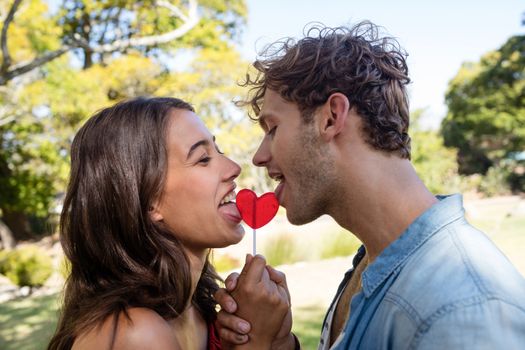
[{"x1": 72, "y1": 307, "x2": 180, "y2": 350}]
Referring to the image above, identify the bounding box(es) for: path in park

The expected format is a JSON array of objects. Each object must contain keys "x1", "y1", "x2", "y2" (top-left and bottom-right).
[{"x1": 277, "y1": 256, "x2": 354, "y2": 309}]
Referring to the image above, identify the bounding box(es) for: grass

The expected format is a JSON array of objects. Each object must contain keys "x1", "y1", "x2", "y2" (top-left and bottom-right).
[
  {"x1": 211, "y1": 252, "x2": 241, "y2": 273},
  {"x1": 292, "y1": 304, "x2": 326, "y2": 350},
  {"x1": 471, "y1": 215, "x2": 525, "y2": 275},
  {"x1": 0, "y1": 293, "x2": 60, "y2": 350},
  {"x1": 0, "y1": 294, "x2": 326, "y2": 350},
  {"x1": 263, "y1": 232, "x2": 304, "y2": 266},
  {"x1": 320, "y1": 230, "x2": 362, "y2": 260}
]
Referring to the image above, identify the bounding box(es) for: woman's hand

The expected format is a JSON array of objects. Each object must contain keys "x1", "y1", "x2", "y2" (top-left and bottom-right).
[{"x1": 215, "y1": 255, "x2": 294, "y2": 349}]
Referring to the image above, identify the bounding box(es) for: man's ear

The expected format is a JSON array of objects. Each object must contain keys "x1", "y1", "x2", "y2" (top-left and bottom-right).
[
  {"x1": 318, "y1": 93, "x2": 350, "y2": 142},
  {"x1": 149, "y1": 202, "x2": 164, "y2": 222}
]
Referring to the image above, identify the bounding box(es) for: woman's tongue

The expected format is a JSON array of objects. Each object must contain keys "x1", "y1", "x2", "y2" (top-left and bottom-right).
[
  {"x1": 218, "y1": 202, "x2": 241, "y2": 222},
  {"x1": 275, "y1": 180, "x2": 285, "y2": 204}
]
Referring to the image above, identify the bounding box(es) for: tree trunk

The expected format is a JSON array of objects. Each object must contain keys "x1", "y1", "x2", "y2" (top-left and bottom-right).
[
  {"x1": 83, "y1": 47, "x2": 93, "y2": 69},
  {"x1": 2, "y1": 209, "x2": 33, "y2": 243},
  {"x1": 0, "y1": 218, "x2": 15, "y2": 250}
]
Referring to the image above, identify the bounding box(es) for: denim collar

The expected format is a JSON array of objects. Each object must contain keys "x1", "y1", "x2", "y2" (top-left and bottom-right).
[{"x1": 361, "y1": 194, "x2": 465, "y2": 298}]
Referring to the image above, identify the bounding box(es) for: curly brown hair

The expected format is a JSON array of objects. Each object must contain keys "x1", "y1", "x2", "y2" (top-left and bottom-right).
[{"x1": 239, "y1": 21, "x2": 412, "y2": 159}]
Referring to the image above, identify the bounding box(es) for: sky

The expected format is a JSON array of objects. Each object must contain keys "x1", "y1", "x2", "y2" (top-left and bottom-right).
[{"x1": 239, "y1": 0, "x2": 525, "y2": 129}]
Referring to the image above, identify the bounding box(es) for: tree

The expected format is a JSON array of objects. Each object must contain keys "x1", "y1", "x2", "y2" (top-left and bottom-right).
[
  {"x1": 0, "y1": 0, "x2": 202, "y2": 85},
  {"x1": 410, "y1": 110, "x2": 460, "y2": 195},
  {"x1": 0, "y1": 0, "x2": 249, "y2": 248},
  {"x1": 441, "y1": 35, "x2": 525, "y2": 176}
]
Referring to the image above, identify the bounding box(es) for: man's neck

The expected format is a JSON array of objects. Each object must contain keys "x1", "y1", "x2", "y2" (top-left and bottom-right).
[{"x1": 330, "y1": 157, "x2": 438, "y2": 262}]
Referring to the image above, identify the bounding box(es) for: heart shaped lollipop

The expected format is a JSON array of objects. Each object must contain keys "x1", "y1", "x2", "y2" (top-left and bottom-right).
[
  {"x1": 236, "y1": 189, "x2": 279, "y2": 254},
  {"x1": 236, "y1": 189, "x2": 279, "y2": 229}
]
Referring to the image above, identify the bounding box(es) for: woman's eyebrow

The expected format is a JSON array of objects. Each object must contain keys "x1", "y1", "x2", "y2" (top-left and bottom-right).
[{"x1": 186, "y1": 139, "x2": 210, "y2": 160}]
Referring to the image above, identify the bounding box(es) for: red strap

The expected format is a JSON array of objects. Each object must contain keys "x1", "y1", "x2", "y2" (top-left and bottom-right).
[{"x1": 208, "y1": 321, "x2": 222, "y2": 350}]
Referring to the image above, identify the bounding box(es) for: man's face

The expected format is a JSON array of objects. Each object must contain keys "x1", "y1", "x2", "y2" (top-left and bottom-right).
[{"x1": 252, "y1": 89, "x2": 336, "y2": 225}]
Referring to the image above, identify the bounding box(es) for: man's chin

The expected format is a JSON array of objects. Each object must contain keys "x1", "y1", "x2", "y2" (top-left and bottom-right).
[{"x1": 285, "y1": 207, "x2": 319, "y2": 226}]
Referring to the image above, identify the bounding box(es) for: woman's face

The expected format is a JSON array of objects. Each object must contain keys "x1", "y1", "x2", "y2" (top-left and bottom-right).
[{"x1": 151, "y1": 108, "x2": 245, "y2": 252}]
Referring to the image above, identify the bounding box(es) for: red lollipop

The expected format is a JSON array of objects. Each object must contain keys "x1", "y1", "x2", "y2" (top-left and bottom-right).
[{"x1": 236, "y1": 189, "x2": 279, "y2": 254}]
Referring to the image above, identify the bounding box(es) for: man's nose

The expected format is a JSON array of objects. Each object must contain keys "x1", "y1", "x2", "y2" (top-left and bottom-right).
[{"x1": 252, "y1": 138, "x2": 270, "y2": 167}]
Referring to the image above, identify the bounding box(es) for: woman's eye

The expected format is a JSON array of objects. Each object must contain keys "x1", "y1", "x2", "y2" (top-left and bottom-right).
[{"x1": 198, "y1": 156, "x2": 211, "y2": 164}]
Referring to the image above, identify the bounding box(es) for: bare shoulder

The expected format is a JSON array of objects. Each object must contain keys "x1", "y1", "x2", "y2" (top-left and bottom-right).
[{"x1": 72, "y1": 308, "x2": 180, "y2": 350}]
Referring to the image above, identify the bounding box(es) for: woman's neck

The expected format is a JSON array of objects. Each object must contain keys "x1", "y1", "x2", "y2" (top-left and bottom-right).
[
  {"x1": 168, "y1": 248, "x2": 209, "y2": 348},
  {"x1": 184, "y1": 248, "x2": 208, "y2": 311}
]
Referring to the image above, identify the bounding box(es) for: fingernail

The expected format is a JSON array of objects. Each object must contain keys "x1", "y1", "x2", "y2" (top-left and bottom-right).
[
  {"x1": 227, "y1": 301, "x2": 235, "y2": 312},
  {"x1": 238, "y1": 322, "x2": 250, "y2": 333}
]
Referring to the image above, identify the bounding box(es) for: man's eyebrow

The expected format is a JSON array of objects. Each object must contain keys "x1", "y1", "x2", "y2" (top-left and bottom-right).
[
  {"x1": 258, "y1": 113, "x2": 272, "y2": 130},
  {"x1": 187, "y1": 137, "x2": 214, "y2": 160}
]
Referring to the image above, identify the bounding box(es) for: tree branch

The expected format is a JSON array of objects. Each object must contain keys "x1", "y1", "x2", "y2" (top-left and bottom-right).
[
  {"x1": 0, "y1": 0, "x2": 200, "y2": 85},
  {"x1": 158, "y1": 0, "x2": 190, "y2": 22},
  {"x1": 91, "y1": 0, "x2": 199, "y2": 53},
  {"x1": 0, "y1": 46, "x2": 71, "y2": 85},
  {"x1": 1, "y1": 0, "x2": 23, "y2": 74},
  {"x1": 0, "y1": 115, "x2": 15, "y2": 127}
]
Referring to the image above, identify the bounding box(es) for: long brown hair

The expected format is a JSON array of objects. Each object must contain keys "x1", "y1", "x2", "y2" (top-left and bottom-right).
[
  {"x1": 238, "y1": 21, "x2": 412, "y2": 159},
  {"x1": 48, "y1": 97, "x2": 221, "y2": 349}
]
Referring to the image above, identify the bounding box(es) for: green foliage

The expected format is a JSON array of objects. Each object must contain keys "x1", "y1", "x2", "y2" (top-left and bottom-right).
[
  {"x1": 477, "y1": 165, "x2": 512, "y2": 197},
  {"x1": 451, "y1": 160, "x2": 522, "y2": 197},
  {"x1": 410, "y1": 110, "x2": 462, "y2": 195},
  {"x1": 263, "y1": 233, "x2": 303, "y2": 267},
  {"x1": 59, "y1": 255, "x2": 71, "y2": 279},
  {"x1": 57, "y1": 0, "x2": 247, "y2": 59},
  {"x1": 320, "y1": 230, "x2": 362, "y2": 260},
  {"x1": 507, "y1": 159, "x2": 525, "y2": 192},
  {"x1": 0, "y1": 246, "x2": 53, "y2": 287},
  {"x1": 0, "y1": 105, "x2": 68, "y2": 218},
  {"x1": 442, "y1": 35, "x2": 525, "y2": 177},
  {"x1": 0, "y1": 0, "x2": 251, "y2": 240},
  {"x1": 3, "y1": 0, "x2": 62, "y2": 60}
]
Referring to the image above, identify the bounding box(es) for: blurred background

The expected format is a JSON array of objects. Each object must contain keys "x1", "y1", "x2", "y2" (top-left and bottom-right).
[{"x1": 0, "y1": 0, "x2": 524, "y2": 349}]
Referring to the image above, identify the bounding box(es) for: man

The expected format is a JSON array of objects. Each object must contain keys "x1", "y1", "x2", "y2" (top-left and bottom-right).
[{"x1": 215, "y1": 21, "x2": 525, "y2": 349}]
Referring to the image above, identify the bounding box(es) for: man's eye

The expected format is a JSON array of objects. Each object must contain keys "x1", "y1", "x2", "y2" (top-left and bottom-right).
[{"x1": 268, "y1": 126, "x2": 277, "y2": 136}]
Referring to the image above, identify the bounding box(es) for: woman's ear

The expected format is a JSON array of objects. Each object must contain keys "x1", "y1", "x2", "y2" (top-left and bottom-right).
[
  {"x1": 149, "y1": 203, "x2": 164, "y2": 222},
  {"x1": 318, "y1": 92, "x2": 350, "y2": 142}
]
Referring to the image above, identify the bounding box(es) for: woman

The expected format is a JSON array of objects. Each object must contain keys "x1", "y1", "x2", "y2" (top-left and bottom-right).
[{"x1": 47, "y1": 97, "x2": 247, "y2": 349}]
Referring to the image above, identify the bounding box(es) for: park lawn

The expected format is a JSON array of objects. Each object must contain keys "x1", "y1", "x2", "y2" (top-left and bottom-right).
[
  {"x1": 0, "y1": 293, "x2": 60, "y2": 350},
  {"x1": 471, "y1": 215, "x2": 525, "y2": 276},
  {"x1": 292, "y1": 304, "x2": 326, "y2": 349},
  {"x1": 0, "y1": 294, "x2": 326, "y2": 350},
  {"x1": 0, "y1": 296, "x2": 326, "y2": 350}
]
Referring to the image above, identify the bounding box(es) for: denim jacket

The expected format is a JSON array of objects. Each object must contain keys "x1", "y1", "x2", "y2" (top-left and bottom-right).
[{"x1": 332, "y1": 194, "x2": 525, "y2": 349}]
